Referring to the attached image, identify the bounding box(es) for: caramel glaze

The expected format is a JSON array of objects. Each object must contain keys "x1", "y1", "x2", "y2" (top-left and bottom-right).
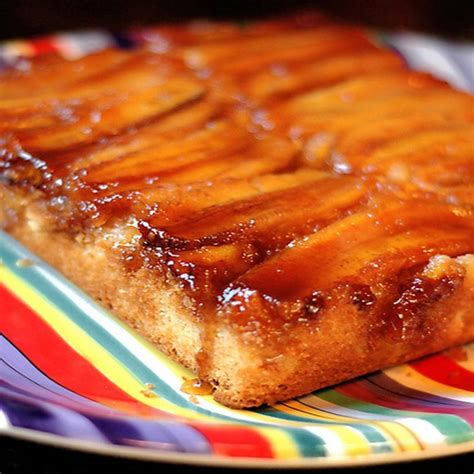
[
  {"x1": 1, "y1": 13, "x2": 474, "y2": 371},
  {"x1": 180, "y1": 377, "x2": 214, "y2": 396}
]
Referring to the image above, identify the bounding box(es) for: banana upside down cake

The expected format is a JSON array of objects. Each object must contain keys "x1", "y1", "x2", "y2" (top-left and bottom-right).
[{"x1": 1, "y1": 13, "x2": 473, "y2": 408}]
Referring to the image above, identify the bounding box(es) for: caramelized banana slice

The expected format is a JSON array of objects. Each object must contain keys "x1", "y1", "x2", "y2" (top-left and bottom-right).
[
  {"x1": 145, "y1": 176, "x2": 366, "y2": 251},
  {"x1": 296, "y1": 90, "x2": 474, "y2": 168},
  {"x1": 65, "y1": 100, "x2": 219, "y2": 172},
  {"x1": 246, "y1": 50, "x2": 404, "y2": 102},
  {"x1": 181, "y1": 27, "x2": 369, "y2": 69},
  {"x1": 282, "y1": 71, "x2": 446, "y2": 117},
  {"x1": 139, "y1": 169, "x2": 329, "y2": 223},
  {"x1": 101, "y1": 135, "x2": 298, "y2": 193},
  {"x1": 83, "y1": 121, "x2": 252, "y2": 183},
  {"x1": 16, "y1": 78, "x2": 204, "y2": 152},
  {"x1": 0, "y1": 49, "x2": 129, "y2": 99},
  {"x1": 361, "y1": 126, "x2": 474, "y2": 171},
  {"x1": 222, "y1": 200, "x2": 474, "y2": 307}
]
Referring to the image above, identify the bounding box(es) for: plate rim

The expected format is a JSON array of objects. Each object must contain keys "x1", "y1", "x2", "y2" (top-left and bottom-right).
[{"x1": 3, "y1": 426, "x2": 474, "y2": 469}]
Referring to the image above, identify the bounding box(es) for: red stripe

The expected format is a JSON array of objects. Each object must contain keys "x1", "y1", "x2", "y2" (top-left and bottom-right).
[
  {"x1": 410, "y1": 354, "x2": 474, "y2": 392},
  {"x1": 0, "y1": 284, "x2": 163, "y2": 417},
  {"x1": 337, "y1": 382, "x2": 428, "y2": 413},
  {"x1": 30, "y1": 38, "x2": 60, "y2": 56},
  {"x1": 190, "y1": 422, "x2": 274, "y2": 458}
]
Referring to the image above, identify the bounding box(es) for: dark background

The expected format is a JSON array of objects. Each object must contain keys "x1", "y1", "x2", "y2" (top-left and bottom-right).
[
  {"x1": 0, "y1": 0, "x2": 473, "y2": 41},
  {"x1": 2, "y1": 435, "x2": 473, "y2": 473}
]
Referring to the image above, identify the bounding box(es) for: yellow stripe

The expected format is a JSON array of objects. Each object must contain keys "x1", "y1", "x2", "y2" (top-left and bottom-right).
[
  {"x1": 374, "y1": 421, "x2": 422, "y2": 452},
  {"x1": 272, "y1": 402, "x2": 370, "y2": 455},
  {"x1": 258, "y1": 427, "x2": 301, "y2": 458},
  {"x1": 1, "y1": 267, "x2": 212, "y2": 421},
  {"x1": 328, "y1": 426, "x2": 370, "y2": 456}
]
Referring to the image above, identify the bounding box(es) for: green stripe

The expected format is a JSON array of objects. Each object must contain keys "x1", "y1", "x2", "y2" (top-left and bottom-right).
[{"x1": 286, "y1": 428, "x2": 327, "y2": 457}]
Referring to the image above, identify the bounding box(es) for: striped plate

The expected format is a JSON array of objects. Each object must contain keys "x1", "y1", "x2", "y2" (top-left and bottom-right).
[{"x1": 1, "y1": 30, "x2": 473, "y2": 468}]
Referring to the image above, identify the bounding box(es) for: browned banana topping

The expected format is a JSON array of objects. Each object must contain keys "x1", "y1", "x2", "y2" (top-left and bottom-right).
[{"x1": 1, "y1": 13, "x2": 473, "y2": 344}]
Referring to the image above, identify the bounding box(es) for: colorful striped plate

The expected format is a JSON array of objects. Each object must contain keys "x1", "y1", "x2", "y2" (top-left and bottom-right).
[{"x1": 1, "y1": 30, "x2": 473, "y2": 468}]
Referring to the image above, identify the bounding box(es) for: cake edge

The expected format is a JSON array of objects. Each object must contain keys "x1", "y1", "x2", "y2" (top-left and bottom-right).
[{"x1": 1, "y1": 183, "x2": 473, "y2": 409}]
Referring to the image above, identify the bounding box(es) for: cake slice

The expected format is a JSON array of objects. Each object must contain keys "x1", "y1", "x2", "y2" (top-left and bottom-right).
[{"x1": 1, "y1": 14, "x2": 473, "y2": 408}]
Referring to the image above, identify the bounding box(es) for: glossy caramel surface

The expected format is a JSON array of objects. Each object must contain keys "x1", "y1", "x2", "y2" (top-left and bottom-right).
[{"x1": 1, "y1": 14, "x2": 473, "y2": 344}]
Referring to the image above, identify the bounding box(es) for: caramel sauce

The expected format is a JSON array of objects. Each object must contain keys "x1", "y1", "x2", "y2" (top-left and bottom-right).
[
  {"x1": 444, "y1": 346, "x2": 469, "y2": 362},
  {"x1": 140, "y1": 389, "x2": 158, "y2": 399},
  {"x1": 380, "y1": 272, "x2": 464, "y2": 341},
  {"x1": 347, "y1": 284, "x2": 376, "y2": 310},
  {"x1": 1, "y1": 13, "x2": 473, "y2": 362},
  {"x1": 304, "y1": 291, "x2": 326, "y2": 316},
  {"x1": 15, "y1": 258, "x2": 34, "y2": 268},
  {"x1": 180, "y1": 378, "x2": 214, "y2": 396}
]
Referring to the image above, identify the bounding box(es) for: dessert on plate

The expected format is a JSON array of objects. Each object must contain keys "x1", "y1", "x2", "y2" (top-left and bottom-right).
[{"x1": 1, "y1": 13, "x2": 473, "y2": 408}]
